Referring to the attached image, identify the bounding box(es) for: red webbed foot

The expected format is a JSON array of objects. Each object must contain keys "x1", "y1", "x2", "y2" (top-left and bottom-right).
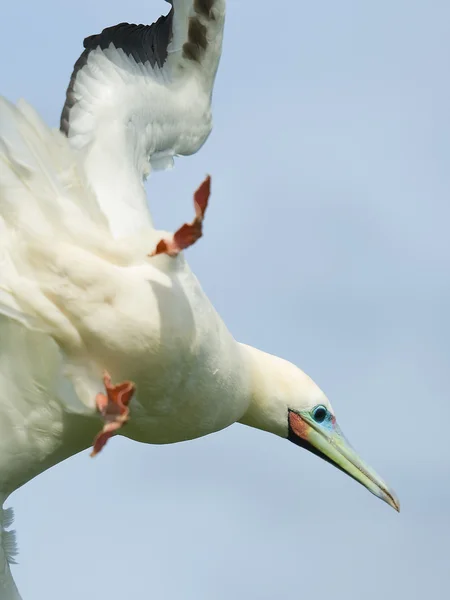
[
  {"x1": 91, "y1": 372, "x2": 135, "y2": 457},
  {"x1": 150, "y1": 175, "x2": 211, "y2": 258}
]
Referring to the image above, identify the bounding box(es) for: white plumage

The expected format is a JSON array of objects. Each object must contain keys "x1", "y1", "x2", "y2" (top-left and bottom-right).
[
  {"x1": 0, "y1": 94, "x2": 399, "y2": 598},
  {"x1": 0, "y1": 2, "x2": 399, "y2": 598},
  {"x1": 0, "y1": 92, "x2": 253, "y2": 597},
  {"x1": 61, "y1": 0, "x2": 225, "y2": 237}
]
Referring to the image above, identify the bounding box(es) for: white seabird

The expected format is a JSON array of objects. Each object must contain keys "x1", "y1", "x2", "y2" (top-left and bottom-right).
[
  {"x1": 0, "y1": 1, "x2": 400, "y2": 597},
  {"x1": 0, "y1": 96, "x2": 399, "y2": 599}
]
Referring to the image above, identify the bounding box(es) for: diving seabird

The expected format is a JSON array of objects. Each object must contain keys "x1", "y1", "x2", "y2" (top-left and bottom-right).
[{"x1": 0, "y1": 2, "x2": 399, "y2": 598}]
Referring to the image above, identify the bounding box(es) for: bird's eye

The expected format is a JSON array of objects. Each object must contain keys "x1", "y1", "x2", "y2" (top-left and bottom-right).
[{"x1": 312, "y1": 405, "x2": 328, "y2": 423}]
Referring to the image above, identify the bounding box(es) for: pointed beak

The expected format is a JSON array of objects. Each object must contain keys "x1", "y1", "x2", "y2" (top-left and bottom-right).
[{"x1": 288, "y1": 410, "x2": 400, "y2": 512}]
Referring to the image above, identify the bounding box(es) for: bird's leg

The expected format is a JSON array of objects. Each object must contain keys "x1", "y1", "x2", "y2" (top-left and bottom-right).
[
  {"x1": 91, "y1": 372, "x2": 135, "y2": 457},
  {"x1": 150, "y1": 175, "x2": 211, "y2": 257}
]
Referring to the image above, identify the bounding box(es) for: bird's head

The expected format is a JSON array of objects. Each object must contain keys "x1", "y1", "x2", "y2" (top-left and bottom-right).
[{"x1": 239, "y1": 345, "x2": 400, "y2": 512}]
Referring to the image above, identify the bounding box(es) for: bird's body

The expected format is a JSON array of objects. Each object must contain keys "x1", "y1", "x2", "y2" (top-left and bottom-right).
[
  {"x1": 0, "y1": 3, "x2": 229, "y2": 592},
  {"x1": 0, "y1": 95, "x2": 253, "y2": 597},
  {"x1": 0, "y1": 96, "x2": 249, "y2": 453},
  {"x1": 0, "y1": 1, "x2": 399, "y2": 598}
]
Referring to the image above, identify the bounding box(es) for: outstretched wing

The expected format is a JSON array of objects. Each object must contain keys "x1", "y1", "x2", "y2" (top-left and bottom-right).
[{"x1": 60, "y1": 1, "x2": 225, "y2": 238}]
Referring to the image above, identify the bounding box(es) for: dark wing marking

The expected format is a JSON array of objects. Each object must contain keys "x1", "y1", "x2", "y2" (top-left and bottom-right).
[
  {"x1": 194, "y1": 0, "x2": 216, "y2": 19},
  {"x1": 60, "y1": 10, "x2": 174, "y2": 135},
  {"x1": 182, "y1": 19, "x2": 208, "y2": 62}
]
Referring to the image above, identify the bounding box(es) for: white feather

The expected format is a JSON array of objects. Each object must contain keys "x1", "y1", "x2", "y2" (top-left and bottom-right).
[{"x1": 62, "y1": 0, "x2": 226, "y2": 238}]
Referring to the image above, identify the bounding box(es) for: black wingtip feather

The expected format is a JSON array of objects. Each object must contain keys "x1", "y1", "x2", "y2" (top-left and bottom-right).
[{"x1": 60, "y1": 12, "x2": 173, "y2": 136}]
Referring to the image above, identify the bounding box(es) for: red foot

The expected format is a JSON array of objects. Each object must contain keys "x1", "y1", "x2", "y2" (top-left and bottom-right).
[
  {"x1": 150, "y1": 175, "x2": 211, "y2": 257},
  {"x1": 91, "y1": 372, "x2": 135, "y2": 457}
]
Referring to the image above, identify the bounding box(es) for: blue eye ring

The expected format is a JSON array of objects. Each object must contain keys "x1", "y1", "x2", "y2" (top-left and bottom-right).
[{"x1": 312, "y1": 405, "x2": 328, "y2": 424}]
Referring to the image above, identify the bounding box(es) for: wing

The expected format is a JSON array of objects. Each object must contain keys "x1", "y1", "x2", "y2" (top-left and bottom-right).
[
  {"x1": 0, "y1": 94, "x2": 116, "y2": 600},
  {"x1": 60, "y1": 0, "x2": 226, "y2": 238},
  {"x1": 0, "y1": 102, "x2": 115, "y2": 591},
  {"x1": 0, "y1": 94, "x2": 118, "y2": 415}
]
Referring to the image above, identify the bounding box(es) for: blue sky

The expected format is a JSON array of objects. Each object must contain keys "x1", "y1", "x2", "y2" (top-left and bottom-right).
[{"x1": 2, "y1": 0, "x2": 450, "y2": 598}]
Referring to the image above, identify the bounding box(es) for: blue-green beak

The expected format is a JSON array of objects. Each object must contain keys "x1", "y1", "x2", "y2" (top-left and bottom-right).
[{"x1": 288, "y1": 409, "x2": 400, "y2": 512}]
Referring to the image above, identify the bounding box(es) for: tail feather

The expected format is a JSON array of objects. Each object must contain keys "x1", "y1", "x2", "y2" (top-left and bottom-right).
[
  {"x1": 0, "y1": 504, "x2": 21, "y2": 599},
  {"x1": 2, "y1": 528, "x2": 18, "y2": 566},
  {"x1": 2, "y1": 508, "x2": 15, "y2": 532}
]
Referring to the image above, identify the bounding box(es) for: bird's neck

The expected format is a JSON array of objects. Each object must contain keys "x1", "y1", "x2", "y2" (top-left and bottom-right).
[{"x1": 238, "y1": 345, "x2": 292, "y2": 439}]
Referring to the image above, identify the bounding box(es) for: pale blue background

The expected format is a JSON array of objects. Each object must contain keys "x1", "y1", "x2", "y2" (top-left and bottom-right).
[{"x1": 1, "y1": 1, "x2": 449, "y2": 598}]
